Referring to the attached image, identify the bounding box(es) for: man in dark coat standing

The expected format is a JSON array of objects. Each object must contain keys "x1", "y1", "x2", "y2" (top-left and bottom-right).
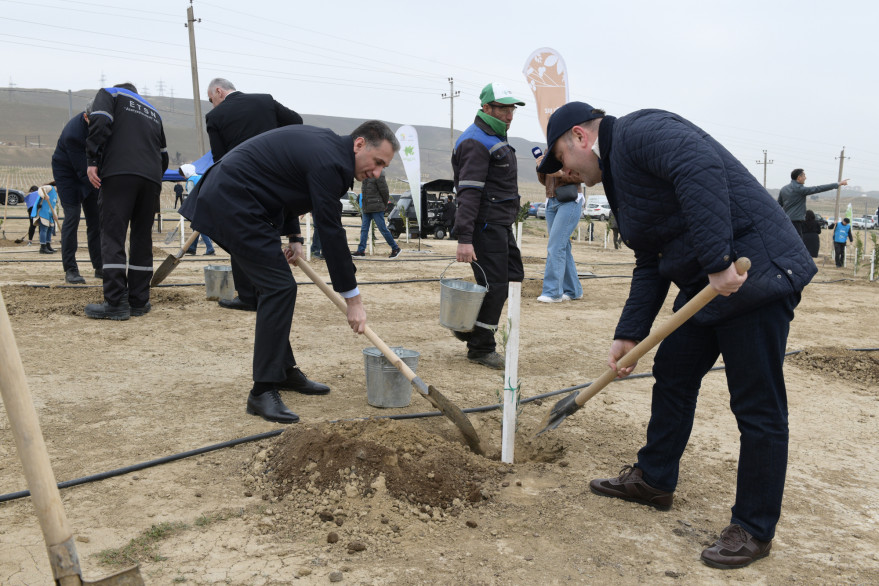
[
  {"x1": 204, "y1": 77, "x2": 304, "y2": 312},
  {"x1": 539, "y1": 102, "x2": 817, "y2": 569},
  {"x1": 179, "y1": 121, "x2": 399, "y2": 424},
  {"x1": 52, "y1": 102, "x2": 102, "y2": 284},
  {"x1": 85, "y1": 83, "x2": 168, "y2": 320}
]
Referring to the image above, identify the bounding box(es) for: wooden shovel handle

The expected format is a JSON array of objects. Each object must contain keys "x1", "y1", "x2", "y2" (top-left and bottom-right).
[
  {"x1": 296, "y1": 259, "x2": 419, "y2": 385},
  {"x1": 574, "y1": 257, "x2": 751, "y2": 408},
  {"x1": 176, "y1": 230, "x2": 200, "y2": 258},
  {"x1": 0, "y1": 291, "x2": 73, "y2": 550}
]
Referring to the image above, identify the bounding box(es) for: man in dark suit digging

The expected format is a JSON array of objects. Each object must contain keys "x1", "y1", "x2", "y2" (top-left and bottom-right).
[{"x1": 179, "y1": 120, "x2": 399, "y2": 424}]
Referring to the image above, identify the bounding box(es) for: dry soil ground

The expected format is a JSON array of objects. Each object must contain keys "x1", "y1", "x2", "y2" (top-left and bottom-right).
[{"x1": 0, "y1": 215, "x2": 877, "y2": 585}]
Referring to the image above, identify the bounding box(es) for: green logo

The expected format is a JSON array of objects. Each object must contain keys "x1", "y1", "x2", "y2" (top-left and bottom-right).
[{"x1": 404, "y1": 146, "x2": 415, "y2": 156}]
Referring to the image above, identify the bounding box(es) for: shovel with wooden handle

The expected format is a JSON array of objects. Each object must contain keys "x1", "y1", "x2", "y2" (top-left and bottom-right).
[
  {"x1": 0, "y1": 290, "x2": 144, "y2": 585},
  {"x1": 536, "y1": 257, "x2": 751, "y2": 436},
  {"x1": 150, "y1": 230, "x2": 200, "y2": 286},
  {"x1": 296, "y1": 258, "x2": 484, "y2": 455}
]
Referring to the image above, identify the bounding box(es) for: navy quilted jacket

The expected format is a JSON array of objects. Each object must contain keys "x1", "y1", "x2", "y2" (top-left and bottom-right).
[{"x1": 603, "y1": 110, "x2": 816, "y2": 341}]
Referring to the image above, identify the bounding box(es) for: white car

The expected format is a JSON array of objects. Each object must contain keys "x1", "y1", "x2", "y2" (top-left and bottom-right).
[
  {"x1": 851, "y1": 216, "x2": 876, "y2": 229},
  {"x1": 584, "y1": 202, "x2": 611, "y2": 220},
  {"x1": 340, "y1": 191, "x2": 360, "y2": 216}
]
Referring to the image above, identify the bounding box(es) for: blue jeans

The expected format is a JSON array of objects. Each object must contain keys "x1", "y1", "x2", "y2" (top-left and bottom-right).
[
  {"x1": 356, "y1": 212, "x2": 397, "y2": 252},
  {"x1": 635, "y1": 293, "x2": 798, "y2": 541},
  {"x1": 187, "y1": 233, "x2": 215, "y2": 254},
  {"x1": 38, "y1": 223, "x2": 54, "y2": 244},
  {"x1": 541, "y1": 198, "x2": 582, "y2": 299}
]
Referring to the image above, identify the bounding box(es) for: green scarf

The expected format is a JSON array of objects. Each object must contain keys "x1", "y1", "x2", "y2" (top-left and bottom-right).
[{"x1": 476, "y1": 110, "x2": 507, "y2": 138}]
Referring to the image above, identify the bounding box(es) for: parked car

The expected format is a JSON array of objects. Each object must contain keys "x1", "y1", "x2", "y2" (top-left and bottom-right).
[
  {"x1": 1, "y1": 188, "x2": 25, "y2": 206},
  {"x1": 584, "y1": 202, "x2": 611, "y2": 220},
  {"x1": 528, "y1": 202, "x2": 540, "y2": 217},
  {"x1": 852, "y1": 215, "x2": 876, "y2": 229},
  {"x1": 386, "y1": 193, "x2": 402, "y2": 215},
  {"x1": 536, "y1": 202, "x2": 546, "y2": 219},
  {"x1": 387, "y1": 179, "x2": 454, "y2": 239},
  {"x1": 340, "y1": 191, "x2": 359, "y2": 216},
  {"x1": 814, "y1": 213, "x2": 828, "y2": 228}
]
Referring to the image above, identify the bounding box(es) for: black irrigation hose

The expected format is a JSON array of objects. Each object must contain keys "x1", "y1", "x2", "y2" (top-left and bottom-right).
[{"x1": 2, "y1": 347, "x2": 876, "y2": 504}]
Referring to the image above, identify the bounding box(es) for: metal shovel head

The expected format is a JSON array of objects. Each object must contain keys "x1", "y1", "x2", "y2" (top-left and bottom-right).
[
  {"x1": 163, "y1": 224, "x2": 180, "y2": 244},
  {"x1": 536, "y1": 391, "x2": 580, "y2": 436},
  {"x1": 426, "y1": 383, "x2": 483, "y2": 455},
  {"x1": 150, "y1": 253, "x2": 181, "y2": 286}
]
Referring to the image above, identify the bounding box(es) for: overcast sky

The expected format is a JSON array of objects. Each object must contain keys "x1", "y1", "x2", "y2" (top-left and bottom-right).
[{"x1": 2, "y1": 0, "x2": 877, "y2": 192}]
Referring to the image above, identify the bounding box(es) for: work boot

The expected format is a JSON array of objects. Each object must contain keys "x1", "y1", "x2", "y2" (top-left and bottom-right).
[
  {"x1": 45, "y1": 243, "x2": 57, "y2": 253},
  {"x1": 130, "y1": 301, "x2": 152, "y2": 317},
  {"x1": 39, "y1": 244, "x2": 53, "y2": 254},
  {"x1": 278, "y1": 365, "x2": 331, "y2": 395},
  {"x1": 700, "y1": 524, "x2": 772, "y2": 569},
  {"x1": 589, "y1": 465, "x2": 674, "y2": 510},
  {"x1": 65, "y1": 268, "x2": 86, "y2": 284},
  {"x1": 246, "y1": 389, "x2": 299, "y2": 424},
  {"x1": 467, "y1": 351, "x2": 505, "y2": 370},
  {"x1": 84, "y1": 298, "x2": 131, "y2": 321}
]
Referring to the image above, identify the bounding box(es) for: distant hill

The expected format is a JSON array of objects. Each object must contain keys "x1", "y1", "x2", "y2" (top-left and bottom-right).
[{"x1": 0, "y1": 87, "x2": 563, "y2": 199}]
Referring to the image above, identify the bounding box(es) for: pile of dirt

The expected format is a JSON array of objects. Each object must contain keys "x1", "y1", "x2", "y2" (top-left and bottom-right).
[
  {"x1": 2, "y1": 285, "x2": 196, "y2": 316},
  {"x1": 260, "y1": 419, "x2": 499, "y2": 508},
  {"x1": 788, "y1": 346, "x2": 879, "y2": 388}
]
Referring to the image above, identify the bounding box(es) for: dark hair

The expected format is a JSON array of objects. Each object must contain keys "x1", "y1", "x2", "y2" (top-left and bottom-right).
[
  {"x1": 791, "y1": 168, "x2": 804, "y2": 181},
  {"x1": 805, "y1": 210, "x2": 815, "y2": 221},
  {"x1": 29, "y1": 185, "x2": 38, "y2": 192},
  {"x1": 842, "y1": 217, "x2": 850, "y2": 224},
  {"x1": 114, "y1": 83, "x2": 138, "y2": 93},
  {"x1": 351, "y1": 120, "x2": 400, "y2": 152}
]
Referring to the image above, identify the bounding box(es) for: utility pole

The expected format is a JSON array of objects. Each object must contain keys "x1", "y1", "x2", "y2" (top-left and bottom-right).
[
  {"x1": 755, "y1": 150, "x2": 773, "y2": 188},
  {"x1": 833, "y1": 146, "x2": 849, "y2": 222},
  {"x1": 68, "y1": 89, "x2": 73, "y2": 119},
  {"x1": 441, "y1": 77, "x2": 460, "y2": 155},
  {"x1": 186, "y1": 0, "x2": 206, "y2": 155}
]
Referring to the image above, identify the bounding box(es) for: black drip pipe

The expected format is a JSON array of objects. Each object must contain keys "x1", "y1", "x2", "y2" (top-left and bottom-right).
[{"x1": 1, "y1": 347, "x2": 876, "y2": 504}]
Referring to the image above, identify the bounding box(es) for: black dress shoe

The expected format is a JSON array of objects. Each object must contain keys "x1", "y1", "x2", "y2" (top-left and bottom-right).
[
  {"x1": 94, "y1": 268, "x2": 104, "y2": 279},
  {"x1": 84, "y1": 299, "x2": 131, "y2": 321},
  {"x1": 203, "y1": 250, "x2": 216, "y2": 256},
  {"x1": 65, "y1": 269, "x2": 86, "y2": 284},
  {"x1": 246, "y1": 390, "x2": 299, "y2": 424},
  {"x1": 218, "y1": 297, "x2": 257, "y2": 312},
  {"x1": 278, "y1": 365, "x2": 331, "y2": 395}
]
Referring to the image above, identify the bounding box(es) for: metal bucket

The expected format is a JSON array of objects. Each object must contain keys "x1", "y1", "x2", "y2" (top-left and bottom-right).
[
  {"x1": 439, "y1": 261, "x2": 488, "y2": 332},
  {"x1": 363, "y1": 347, "x2": 418, "y2": 408},
  {"x1": 204, "y1": 265, "x2": 235, "y2": 301}
]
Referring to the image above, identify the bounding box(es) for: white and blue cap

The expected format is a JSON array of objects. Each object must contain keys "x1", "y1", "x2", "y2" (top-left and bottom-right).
[{"x1": 537, "y1": 102, "x2": 605, "y2": 174}]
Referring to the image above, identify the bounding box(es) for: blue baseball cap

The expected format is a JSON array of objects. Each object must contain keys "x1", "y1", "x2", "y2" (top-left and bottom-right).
[{"x1": 537, "y1": 101, "x2": 604, "y2": 174}]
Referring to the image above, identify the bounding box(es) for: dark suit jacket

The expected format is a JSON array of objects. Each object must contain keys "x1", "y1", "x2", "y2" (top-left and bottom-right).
[
  {"x1": 205, "y1": 92, "x2": 303, "y2": 161},
  {"x1": 179, "y1": 125, "x2": 357, "y2": 293}
]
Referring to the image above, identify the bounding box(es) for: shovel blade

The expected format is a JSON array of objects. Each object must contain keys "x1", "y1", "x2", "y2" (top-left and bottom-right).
[
  {"x1": 163, "y1": 224, "x2": 180, "y2": 245},
  {"x1": 426, "y1": 384, "x2": 483, "y2": 455},
  {"x1": 536, "y1": 391, "x2": 581, "y2": 435},
  {"x1": 150, "y1": 254, "x2": 181, "y2": 286}
]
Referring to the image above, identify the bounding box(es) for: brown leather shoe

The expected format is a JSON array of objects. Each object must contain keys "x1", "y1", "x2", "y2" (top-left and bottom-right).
[
  {"x1": 701, "y1": 524, "x2": 771, "y2": 569},
  {"x1": 589, "y1": 465, "x2": 674, "y2": 510}
]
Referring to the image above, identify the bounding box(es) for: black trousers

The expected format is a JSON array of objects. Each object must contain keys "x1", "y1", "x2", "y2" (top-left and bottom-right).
[
  {"x1": 834, "y1": 241, "x2": 846, "y2": 267},
  {"x1": 59, "y1": 191, "x2": 102, "y2": 272},
  {"x1": 231, "y1": 249, "x2": 298, "y2": 384},
  {"x1": 230, "y1": 256, "x2": 259, "y2": 306},
  {"x1": 468, "y1": 223, "x2": 524, "y2": 354},
  {"x1": 98, "y1": 175, "x2": 159, "y2": 307}
]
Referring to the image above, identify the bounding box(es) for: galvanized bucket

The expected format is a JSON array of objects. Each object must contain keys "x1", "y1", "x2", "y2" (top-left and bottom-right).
[
  {"x1": 439, "y1": 261, "x2": 488, "y2": 332},
  {"x1": 204, "y1": 265, "x2": 235, "y2": 301},
  {"x1": 363, "y1": 347, "x2": 419, "y2": 408}
]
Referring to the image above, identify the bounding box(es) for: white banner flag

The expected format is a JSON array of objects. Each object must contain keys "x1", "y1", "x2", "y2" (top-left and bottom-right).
[
  {"x1": 395, "y1": 125, "x2": 422, "y2": 229},
  {"x1": 523, "y1": 47, "x2": 570, "y2": 138}
]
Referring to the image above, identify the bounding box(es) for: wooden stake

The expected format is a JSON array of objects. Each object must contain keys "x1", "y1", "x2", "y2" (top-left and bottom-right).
[{"x1": 501, "y1": 281, "x2": 521, "y2": 464}]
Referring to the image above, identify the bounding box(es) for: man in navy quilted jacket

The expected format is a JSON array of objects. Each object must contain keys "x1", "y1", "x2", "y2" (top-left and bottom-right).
[{"x1": 538, "y1": 102, "x2": 817, "y2": 569}]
